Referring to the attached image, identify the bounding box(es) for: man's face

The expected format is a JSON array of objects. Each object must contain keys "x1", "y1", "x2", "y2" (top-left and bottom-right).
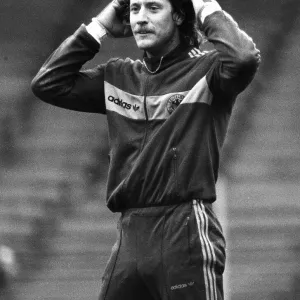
[{"x1": 130, "y1": 0, "x2": 180, "y2": 57}]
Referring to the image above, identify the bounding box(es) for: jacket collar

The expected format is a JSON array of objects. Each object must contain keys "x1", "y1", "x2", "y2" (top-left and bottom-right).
[{"x1": 142, "y1": 42, "x2": 191, "y2": 74}]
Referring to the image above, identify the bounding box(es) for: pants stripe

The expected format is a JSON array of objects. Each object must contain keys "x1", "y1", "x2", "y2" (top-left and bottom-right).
[
  {"x1": 193, "y1": 200, "x2": 217, "y2": 300},
  {"x1": 200, "y1": 202, "x2": 218, "y2": 300}
]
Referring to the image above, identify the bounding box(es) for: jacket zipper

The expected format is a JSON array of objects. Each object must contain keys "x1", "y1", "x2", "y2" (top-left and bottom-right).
[
  {"x1": 139, "y1": 75, "x2": 150, "y2": 152},
  {"x1": 120, "y1": 74, "x2": 150, "y2": 195}
]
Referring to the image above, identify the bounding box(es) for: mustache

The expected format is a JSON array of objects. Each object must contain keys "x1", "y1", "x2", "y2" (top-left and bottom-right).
[{"x1": 134, "y1": 27, "x2": 155, "y2": 34}]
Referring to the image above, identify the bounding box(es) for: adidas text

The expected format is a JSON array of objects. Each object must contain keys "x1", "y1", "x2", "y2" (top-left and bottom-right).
[
  {"x1": 108, "y1": 95, "x2": 131, "y2": 110},
  {"x1": 171, "y1": 284, "x2": 187, "y2": 290},
  {"x1": 171, "y1": 281, "x2": 194, "y2": 290}
]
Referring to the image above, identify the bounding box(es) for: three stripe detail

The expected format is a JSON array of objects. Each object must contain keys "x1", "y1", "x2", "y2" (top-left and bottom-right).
[
  {"x1": 188, "y1": 48, "x2": 204, "y2": 58},
  {"x1": 193, "y1": 199, "x2": 217, "y2": 300}
]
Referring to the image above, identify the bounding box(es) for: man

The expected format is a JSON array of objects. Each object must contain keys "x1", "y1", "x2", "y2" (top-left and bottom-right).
[{"x1": 31, "y1": 0, "x2": 260, "y2": 299}]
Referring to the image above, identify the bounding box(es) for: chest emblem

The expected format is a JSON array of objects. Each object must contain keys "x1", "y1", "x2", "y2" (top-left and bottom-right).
[{"x1": 167, "y1": 94, "x2": 185, "y2": 114}]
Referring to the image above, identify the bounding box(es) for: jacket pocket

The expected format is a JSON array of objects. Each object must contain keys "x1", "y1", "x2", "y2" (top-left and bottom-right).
[{"x1": 185, "y1": 215, "x2": 192, "y2": 265}]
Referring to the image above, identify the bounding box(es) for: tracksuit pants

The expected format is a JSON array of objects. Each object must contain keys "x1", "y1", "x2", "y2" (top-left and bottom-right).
[{"x1": 98, "y1": 200, "x2": 226, "y2": 300}]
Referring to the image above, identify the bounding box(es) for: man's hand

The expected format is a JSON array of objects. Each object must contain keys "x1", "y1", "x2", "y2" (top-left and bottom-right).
[{"x1": 95, "y1": 0, "x2": 132, "y2": 38}]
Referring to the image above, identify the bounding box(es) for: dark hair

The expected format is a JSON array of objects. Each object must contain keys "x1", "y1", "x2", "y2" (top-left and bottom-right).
[
  {"x1": 170, "y1": 0, "x2": 203, "y2": 47},
  {"x1": 123, "y1": 0, "x2": 203, "y2": 47}
]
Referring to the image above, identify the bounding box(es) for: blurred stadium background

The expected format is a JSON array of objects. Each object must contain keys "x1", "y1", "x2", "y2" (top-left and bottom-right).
[{"x1": 0, "y1": 0, "x2": 299, "y2": 299}]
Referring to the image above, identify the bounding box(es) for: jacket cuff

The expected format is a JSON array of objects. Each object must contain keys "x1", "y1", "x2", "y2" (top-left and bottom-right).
[
  {"x1": 86, "y1": 18, "x2": 108, "y2": 44},
  {"x1": 200, "y1": 1, "x2": 222, "y2": 24}
]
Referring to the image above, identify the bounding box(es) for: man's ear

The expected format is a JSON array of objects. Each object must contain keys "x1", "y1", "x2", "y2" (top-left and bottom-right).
[{"x1": 172, "y1": 12, "x2": 185, "y2": 25}]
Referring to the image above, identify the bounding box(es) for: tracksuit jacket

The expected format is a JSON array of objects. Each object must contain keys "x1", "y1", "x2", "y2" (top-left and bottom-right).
[{"x1": 31, "y1": 10, "x2": 260, "y2": 212}]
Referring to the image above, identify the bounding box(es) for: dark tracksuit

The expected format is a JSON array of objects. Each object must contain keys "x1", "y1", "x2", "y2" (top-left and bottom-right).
[{"x1": 31, "y1": 8, "x2": 260, "y2": 300}]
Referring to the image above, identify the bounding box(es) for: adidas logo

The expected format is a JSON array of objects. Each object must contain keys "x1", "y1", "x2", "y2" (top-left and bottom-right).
[
  {"x1": 133, "y1": 104, "x2": 139, "y2": 111},
  {"x1": 108, "y1": 95, "x2": 140, "y2": 112}
]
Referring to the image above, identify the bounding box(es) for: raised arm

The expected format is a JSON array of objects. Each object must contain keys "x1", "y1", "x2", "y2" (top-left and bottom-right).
[
  {"x1": 31, "y1": 0, "x2": 132, "y2": 113},
  {"x1": 192, "y1": 0, "x2": 261, "y2": 96}
]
